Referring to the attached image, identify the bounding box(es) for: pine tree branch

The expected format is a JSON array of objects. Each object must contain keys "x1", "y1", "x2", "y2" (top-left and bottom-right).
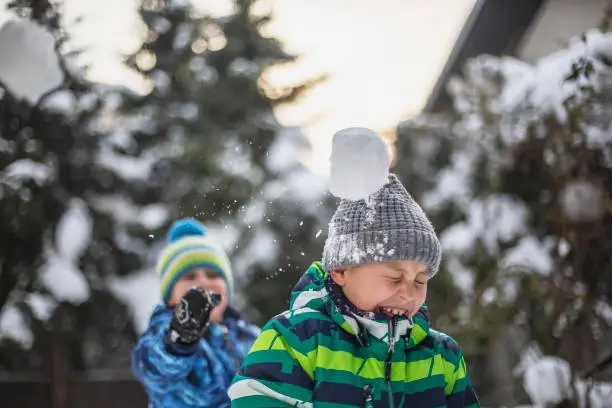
[
  {"x1": 0, "y1": 261, "x2": 19, "y2": 313},
  {"x1": 580, "y1": 349, "x2": 612, "y2": 379}
]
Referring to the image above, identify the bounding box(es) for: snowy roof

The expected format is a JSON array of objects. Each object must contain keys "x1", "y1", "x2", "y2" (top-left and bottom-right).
[{"x1": 425, "y1": 0, "x2": 545, "y2": 112}]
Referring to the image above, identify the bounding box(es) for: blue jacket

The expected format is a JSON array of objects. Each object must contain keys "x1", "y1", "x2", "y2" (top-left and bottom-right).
[{"x1": 132, "y1": 304, "x2": 260, "y2": 408}]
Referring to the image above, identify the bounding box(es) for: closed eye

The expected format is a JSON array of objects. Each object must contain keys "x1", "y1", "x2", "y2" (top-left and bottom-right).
[{"x1": 205, "y1": 269, "x2": 221, "y2": 279}]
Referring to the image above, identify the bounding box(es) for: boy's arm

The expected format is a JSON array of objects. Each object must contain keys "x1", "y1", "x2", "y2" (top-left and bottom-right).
[
  {"x1": 131, "y1": 310, "x2": 199, "y2": 392},
  {"x1": 445, "y1": 352, "x2": 480, "y2": 408},
  {"x1": 132, "y1": 288, "x2": 220, "y2": 392},
  {"x1": 229, "y1": 317, "x2": 315, "y2": 408}
]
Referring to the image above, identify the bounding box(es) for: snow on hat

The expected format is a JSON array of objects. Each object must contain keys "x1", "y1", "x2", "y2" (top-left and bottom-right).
[
  {"x1": 322, "y1": 127, "x2": 442, "y2": 277},
  {"x1": 156, "y1": 218, "x2": 233, "y2": 303}
]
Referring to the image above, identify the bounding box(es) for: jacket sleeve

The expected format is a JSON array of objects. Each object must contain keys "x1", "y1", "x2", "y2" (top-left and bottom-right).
[
  {"x1": 445, "y1": 352, "x2": 480, "y2": 408},
  {"x1": 131, "y1": 308, "x2": 198, "y2": 397},
  {"x1": 229, "y1": 314, "x2": 315, "y2": 408}
]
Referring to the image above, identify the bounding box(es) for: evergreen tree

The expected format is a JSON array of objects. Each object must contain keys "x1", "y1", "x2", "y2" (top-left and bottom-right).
[
  {"x1": 0, "y1": 0, "x2": 152, "y2": 371},
  {"x1": 398, "y1": 29, "x2": 612, "y2": 405},
  {"x1": 113, "y1": 0, "x2": 332, "y2": 326}
]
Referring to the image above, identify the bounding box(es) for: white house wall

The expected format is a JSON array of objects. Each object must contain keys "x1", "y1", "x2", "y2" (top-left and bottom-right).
[{"x1": 518, "y1": 0, "x2": 610, "y2": 62}]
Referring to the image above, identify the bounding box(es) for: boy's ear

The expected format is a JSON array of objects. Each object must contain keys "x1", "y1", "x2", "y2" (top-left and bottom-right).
[{"x1": 330, "y1": 268, "x2": 347, "y2": 286}]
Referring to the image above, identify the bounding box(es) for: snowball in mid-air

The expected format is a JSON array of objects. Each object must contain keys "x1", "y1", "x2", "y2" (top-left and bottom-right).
[
  {"x1": 329, "y1": 127, "x2": 390, "y2": 201},
  {"x1": 0, "y1": 17, "x2": 64, "y2": 104}
]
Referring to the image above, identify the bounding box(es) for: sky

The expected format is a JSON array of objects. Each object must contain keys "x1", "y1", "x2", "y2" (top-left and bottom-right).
[
  {"x1": 261, "y1": 0, "x2": 476, "y2": 173},
  {"x1": 2, "y1": 0, "x2": 476, "y2": 174}
]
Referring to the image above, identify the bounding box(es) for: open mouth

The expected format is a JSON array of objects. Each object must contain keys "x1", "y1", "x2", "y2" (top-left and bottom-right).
[{"x1": 377, "y1": 306, "x2": 409, "y2": 317}]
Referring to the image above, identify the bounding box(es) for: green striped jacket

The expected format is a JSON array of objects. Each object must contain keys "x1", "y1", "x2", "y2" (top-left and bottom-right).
[{"x1": 229, "y1": 262, "x2": 479, "y2": 407}]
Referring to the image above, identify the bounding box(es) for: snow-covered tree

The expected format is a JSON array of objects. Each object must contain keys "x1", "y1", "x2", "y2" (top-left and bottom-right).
[
  {"x1": 0, "y1": 0, "x2": 334, "y2": 373},
  {"x1": 0, "y1": 1, "x2": 159, "y2": 370},
  {"x1": 108, "y1": 0, "x2": 332, "y2": 326},
  {"x1": 395, "y1": 30, "x2": 612, "y2": 406}
]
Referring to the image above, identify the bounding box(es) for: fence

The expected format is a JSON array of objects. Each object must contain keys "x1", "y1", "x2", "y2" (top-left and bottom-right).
[
  {"x1": 0, "y1": 339, "x2": 147, "y2": 408},
  {"x1": 1, "y1": 373, "x2": 147, "y2": 408}
]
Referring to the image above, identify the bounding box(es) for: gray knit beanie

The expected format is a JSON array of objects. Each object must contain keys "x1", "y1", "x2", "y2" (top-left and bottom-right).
[{"x1": 322, "y1": 173, "x2": 442, "y2": 277}]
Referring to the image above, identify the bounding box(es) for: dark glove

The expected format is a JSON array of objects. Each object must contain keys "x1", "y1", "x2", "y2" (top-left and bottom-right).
[{"x1": 165, "y1": 287, "x2": 222, "y2": 347}]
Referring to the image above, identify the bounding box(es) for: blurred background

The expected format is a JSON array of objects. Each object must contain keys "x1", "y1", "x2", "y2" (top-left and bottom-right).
[{"x1": 1, "y1": 0, "x2": 611, "y2": 407}]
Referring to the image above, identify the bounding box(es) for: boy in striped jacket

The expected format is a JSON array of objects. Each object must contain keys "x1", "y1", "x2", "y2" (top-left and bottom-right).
[{"x1": 229, "y1": 174, "x2": 479, "y2": 407}]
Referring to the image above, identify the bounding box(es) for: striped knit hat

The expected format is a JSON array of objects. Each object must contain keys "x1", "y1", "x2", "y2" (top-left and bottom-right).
[{"x1": 156, "y1": 218, "x2": 233, "y2": 303}]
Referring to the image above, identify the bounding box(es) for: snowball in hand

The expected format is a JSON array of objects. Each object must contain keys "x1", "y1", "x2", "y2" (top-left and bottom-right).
[{"x1": 329, "y1": 127, "x2": 391, "y2": 201}]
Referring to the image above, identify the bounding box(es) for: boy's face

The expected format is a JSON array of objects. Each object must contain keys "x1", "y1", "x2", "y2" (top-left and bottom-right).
[
  {"x1": 330, "y1": 260, "x2": 428, "y2": 318},
  {"x1": 168, "y1": 267, "x2": 228, "y2": 323}
]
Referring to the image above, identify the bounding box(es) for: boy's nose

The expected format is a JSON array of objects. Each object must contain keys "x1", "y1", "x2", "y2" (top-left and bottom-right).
[
  {"x1": 197, "y1": 276, "x2": 221, "y2": 293},
  {"x1": 397, "y1": 282, "x2": 414, "y2": 301},
  {"x1": 195, "y1": 275, "x2": 213, "y2": 288}
]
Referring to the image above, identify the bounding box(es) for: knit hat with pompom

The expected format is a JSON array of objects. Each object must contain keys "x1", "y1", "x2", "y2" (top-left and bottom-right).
[{"x1": 156, "y1": 218, "x2": 233, "y2": 303}]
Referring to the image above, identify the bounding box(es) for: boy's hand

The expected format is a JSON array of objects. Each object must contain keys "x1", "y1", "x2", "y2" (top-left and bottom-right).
[{"x1": 166, "y1": 287, "x2": 222, "y2": 346}]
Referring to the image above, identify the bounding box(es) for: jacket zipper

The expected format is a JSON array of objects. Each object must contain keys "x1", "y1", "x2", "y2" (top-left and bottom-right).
[
  {"x1": 385, "y1": 316, "x2": 398, "y2": 408},
  {"x1": 363, "y1": 384, "x2": 374, "y2": 408}
]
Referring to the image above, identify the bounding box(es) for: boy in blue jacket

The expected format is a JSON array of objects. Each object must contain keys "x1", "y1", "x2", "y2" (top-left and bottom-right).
[{"x1": 132, "y1": 218, "x2": 260, "y2": 408}]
